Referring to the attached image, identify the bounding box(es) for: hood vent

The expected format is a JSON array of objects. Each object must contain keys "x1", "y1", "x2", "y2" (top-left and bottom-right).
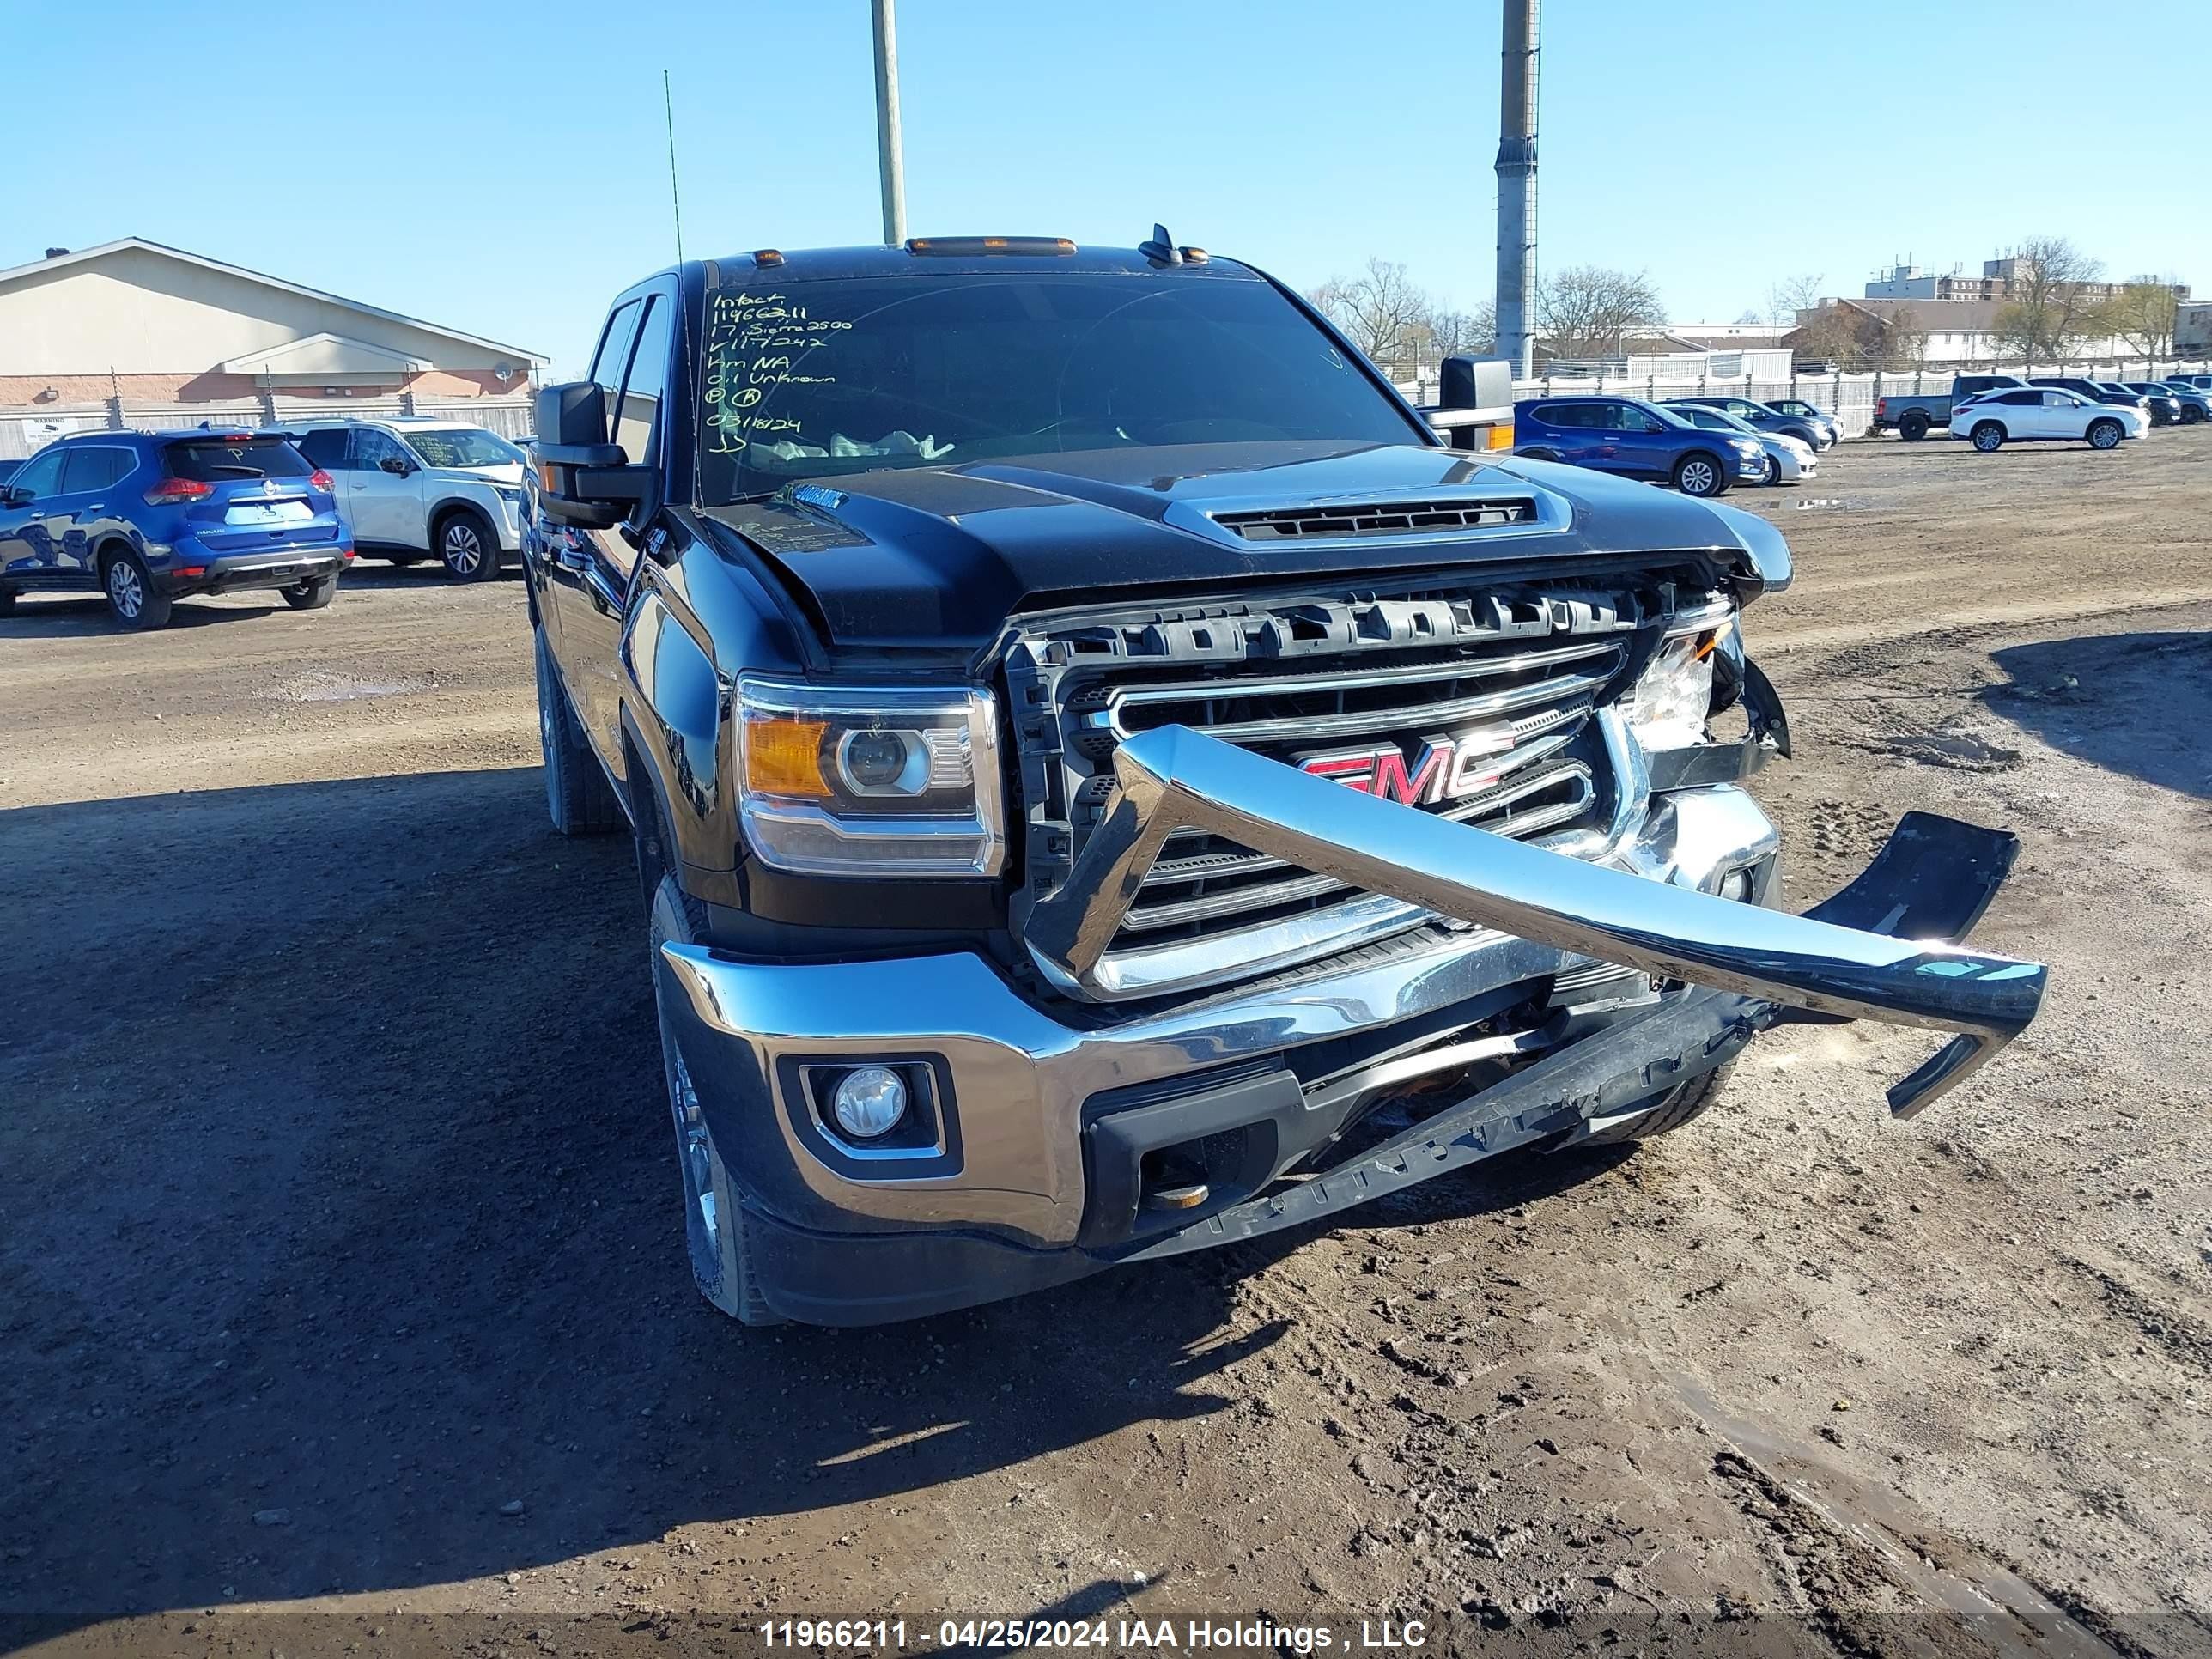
[{"x1": 1212, "y1": 496, "x2": 1540, "y2": 543}]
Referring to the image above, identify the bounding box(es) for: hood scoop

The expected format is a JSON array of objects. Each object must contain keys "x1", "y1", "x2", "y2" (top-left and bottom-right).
[{"x1": 1212, "y1": 495, "x2": 1540, "y2": 542}]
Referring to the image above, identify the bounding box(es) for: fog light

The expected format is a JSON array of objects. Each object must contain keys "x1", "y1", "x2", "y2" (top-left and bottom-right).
[
  {"x1": 831, "y1": 1066, "x2": 908, "y2": 1139},
  {"x1": 1717, "y1": 867, "x2": 1754, "y2": 903}
]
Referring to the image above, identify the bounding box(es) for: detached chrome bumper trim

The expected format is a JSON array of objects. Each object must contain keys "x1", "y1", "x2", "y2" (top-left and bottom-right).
[{"x1": 1025, "y1": 725, "x2": 2045, "y2": 1116}]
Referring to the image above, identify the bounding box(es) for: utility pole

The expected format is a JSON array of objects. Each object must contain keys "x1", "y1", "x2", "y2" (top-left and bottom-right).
[
  {"x1": 872, "y1": 0, "x2": 908, "y2": 246},
  {"x1": 1494, "y1": 0, "x2": 1540, "y2": 378}
]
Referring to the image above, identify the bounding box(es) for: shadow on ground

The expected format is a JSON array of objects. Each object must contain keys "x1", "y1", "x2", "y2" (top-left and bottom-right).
[
  {"x1": 1985, "y1": 630, "x2": 2212, "y2": 799},
  {"x1": 0, "y1": 764, "x2": 1614, "y2": 1626}
]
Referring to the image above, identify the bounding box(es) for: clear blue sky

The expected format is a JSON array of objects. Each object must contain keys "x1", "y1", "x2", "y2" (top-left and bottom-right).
[{"x1": 16, "y1": 1, "x2": 2206, "y2": 377}]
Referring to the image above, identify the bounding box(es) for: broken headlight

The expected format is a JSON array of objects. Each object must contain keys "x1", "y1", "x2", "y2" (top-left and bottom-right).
[
  {"x1": 735, "y1": 677, "x2": 1006, "y2": 877},
  {"x1": 1620, "y1": 616, "x2": 1731, "y2": 751}
]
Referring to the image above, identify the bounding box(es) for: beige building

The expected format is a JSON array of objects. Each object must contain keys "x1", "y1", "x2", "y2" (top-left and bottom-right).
[{"x1": 0, "y1": 238, "x2": 545, "y2": 410}]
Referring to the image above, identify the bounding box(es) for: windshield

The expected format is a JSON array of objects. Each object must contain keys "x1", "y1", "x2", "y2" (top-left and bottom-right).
[
  {"x1": 401, "y1": 428, "x2": 523, "y2": 470},
  {"x1": 1691, "y1": 407, "x2": 1759, "y2": 435},
  {"x1": 695, "y1": 270, "x2": 1421, "y2": 503}
]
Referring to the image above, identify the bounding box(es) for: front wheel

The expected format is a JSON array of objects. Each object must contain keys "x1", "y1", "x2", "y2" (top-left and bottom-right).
[
  {"x1": 650, "y1": 874, "x2": 779, "y2": 1325},
  {"x1": 1971, "y1": 422, "x2": 2005, "y2": 453},
  {"x1": 1673, "y1": 452, "x2": 1728, "y2": 497},
  {"x1": 2087, "y1": 418, "x2": 2124, "y2": 451},
  {"x1": 437, "y1": 507, "x2": 499, "y2": 580},
  {"x1": 104, "y1": 550, "x2": 173, "y2": 630},
  {"x1": 2181, "y1": 405, "x2": 2206, "y2": 425},
  {"x1": 283, "y1": 573, "x2": 338, "y2": 610},
  {"x1": 1764, "y1": 454, "x2": 1783, "y2": 486}
]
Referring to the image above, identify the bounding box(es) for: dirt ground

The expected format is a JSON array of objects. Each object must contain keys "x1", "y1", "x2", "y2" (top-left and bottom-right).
[{"x1": 6, "y1": 429, "x2": 2212, "y2": 1658}]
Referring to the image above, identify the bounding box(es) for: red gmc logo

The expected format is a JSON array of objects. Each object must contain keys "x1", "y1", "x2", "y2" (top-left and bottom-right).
[{"x1": 1300, "y1": 728, "x2": 1519, "y2": 805}]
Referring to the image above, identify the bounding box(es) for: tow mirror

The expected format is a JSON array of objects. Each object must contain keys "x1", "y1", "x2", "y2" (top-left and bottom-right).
[
  {"x1": 533, "y1": 382, "x2": 652, "y2": 529},
  {"x1": 1428, "y1": 356, "x2": 1517, "y2": 452}
]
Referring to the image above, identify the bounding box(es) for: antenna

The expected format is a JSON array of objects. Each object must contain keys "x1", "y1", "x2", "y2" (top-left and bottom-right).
[{"x1": 664, "y1": 69, "x2": 685, "y2": 267}]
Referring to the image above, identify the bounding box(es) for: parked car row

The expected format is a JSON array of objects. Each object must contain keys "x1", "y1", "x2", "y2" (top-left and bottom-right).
[
  {"x1": 1874, "y1": 372, "x2": 2207, "y2": 446},
  {"x1": 0, "y1": 416, "x2": 530, "y2": 628},
  {"x1": 1509, "y1": 391, "x2": 1844, "y2": 496}
]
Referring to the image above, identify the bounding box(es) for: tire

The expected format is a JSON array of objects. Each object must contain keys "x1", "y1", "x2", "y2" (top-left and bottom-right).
[
  {"x1": 1576, "y1": 1060, "x2": 1736, "y2": 1146},
  {"x1": 534, "y1": 624, "x2": 623, "y2": 836},
  {"x1": 1516, "y1": 447, "x2": 1563, "y2": 464},
  {"x1": 282, "y1": 573, "x2": 338, "y2": 610},
  {"x1": 2087, "y1": 418, "x2": 2124, "y2": 451},
  {"x1": 1899, "y1": 412, "x2": 1930, "y2": 441},
  {"x1": 436, "y1": 507, "x2": 499, "y2": 580},
  {"x1": 1972, "y1": 422, "x2": 2005, "y2": 453},
  {"x1": 1672, "y1": 452, "x2": 1728, "y2": 497},
  {"x1": 650, "y1": 872, "x2": 779, "y2": 1325},
  {"x1": 102, "y1": 549, "x2": 172, "y2": 630},
  {"x1": 1764, "y1": 455, "x2": 1783, "y2": 486},
  {"x1": 0, "y1": 587, "x2": 15, "y2": 616},
  {"x1": 2182, "y1": 405, "x2": 2206, "y2": 425}
]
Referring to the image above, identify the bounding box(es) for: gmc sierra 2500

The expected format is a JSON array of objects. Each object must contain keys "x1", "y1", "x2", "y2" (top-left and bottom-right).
[{"x1": 527, "y1": 234, "x2": 2048, "y2": 1328}]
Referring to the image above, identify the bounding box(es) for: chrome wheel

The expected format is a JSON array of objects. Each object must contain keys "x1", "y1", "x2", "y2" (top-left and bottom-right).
[
  {"x1": 441, "y1": 520, "x2": 485, "y2": 575},
  {"x1": 106, "y1": 561, "x2": 143, "y2": 618},
  {"x1": 2089, "y1": 421, "x2": 2121, "y2": 450}
]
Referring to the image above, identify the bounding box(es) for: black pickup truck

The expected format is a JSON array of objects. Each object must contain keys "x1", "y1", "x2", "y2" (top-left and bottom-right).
[{"x1": 527, "y1": 234, "x2": 2047, "y2": 1327}]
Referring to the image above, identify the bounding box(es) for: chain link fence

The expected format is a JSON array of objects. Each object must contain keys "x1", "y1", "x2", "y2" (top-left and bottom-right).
[{"x1": 1, "y1": 393, "x2": 535, "y2": 460}]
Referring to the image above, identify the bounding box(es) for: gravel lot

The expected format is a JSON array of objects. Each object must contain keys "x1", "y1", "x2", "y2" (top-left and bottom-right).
[{"x1": 6, "y1": 429, "x2": 2212, "y2": 1656}]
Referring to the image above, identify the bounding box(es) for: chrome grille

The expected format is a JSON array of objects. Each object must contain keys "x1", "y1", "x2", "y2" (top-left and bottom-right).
[{"x1": 1004, "y1": 580, "x2": 1674, "y2": 992}]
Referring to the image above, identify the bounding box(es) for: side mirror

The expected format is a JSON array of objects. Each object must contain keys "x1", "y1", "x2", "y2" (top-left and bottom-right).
[
  {"x1": 379, "y1": 456, "x2": 414, "y2": 477},
  {"x1": 1645, "y1": 420, "x2": 1668, "y2": 434},
  {"x1": 533, "y1": 381, "x2": 652, "y2": 529},
  {"x1": 1430, "y1": 356, "x2": 1517, "y2": 451},
  {"x1": 2, "y1": 485, "x2": 26, "y2": 506}
]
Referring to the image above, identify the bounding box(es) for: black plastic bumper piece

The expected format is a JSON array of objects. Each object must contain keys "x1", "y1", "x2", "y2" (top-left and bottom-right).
[{"x1": 745, "y1": 1206, "x2": 1103, "y2": 1327}]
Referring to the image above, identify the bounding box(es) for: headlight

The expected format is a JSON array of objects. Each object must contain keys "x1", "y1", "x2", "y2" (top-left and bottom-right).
[
  {"x1": 1730, "y1": 437, "x2": 1765, "y2": 456},
  {"x1": 1620, "y1": 617, "x2": 1730, "y2": 750},
  {"x1": 736, "y1": 677, "x2": 1005, "y2": 877}
]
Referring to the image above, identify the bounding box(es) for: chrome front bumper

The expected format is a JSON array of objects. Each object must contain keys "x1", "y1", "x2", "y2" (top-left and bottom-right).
[
  {"x1": 1027, "y1": 726, "x2": 2044, "y2": 1117},
  {"x1": 658, "y1": 726, "x2": 2043, "y2": 1263}
]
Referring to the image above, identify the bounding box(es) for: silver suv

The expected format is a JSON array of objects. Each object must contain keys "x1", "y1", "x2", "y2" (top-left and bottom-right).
[{"x1": 290, "y1": 417, "x2": 526, "y2": 580}]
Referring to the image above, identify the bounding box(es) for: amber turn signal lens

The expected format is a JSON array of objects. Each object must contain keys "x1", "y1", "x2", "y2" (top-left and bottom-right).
[
  {"x1": 1485, "y1": 422, "x2": 1515, "y2": 451},
  {"x1": 744, "y1": 718, "x2": 831, "y2": 798}
]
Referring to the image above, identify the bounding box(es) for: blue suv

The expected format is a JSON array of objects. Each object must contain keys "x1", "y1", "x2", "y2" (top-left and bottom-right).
[
  {"x1": 1513, "y1": 395, "x2": 1766, "y2": 497},
  {"x1": 0, "y1": 428, "x2": 351, "y2": 629}
]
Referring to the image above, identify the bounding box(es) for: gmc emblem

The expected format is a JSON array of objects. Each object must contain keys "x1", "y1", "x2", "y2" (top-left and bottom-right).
[{"x1": 1300, "y1": 728, "x2": 1518, "y2": 805}]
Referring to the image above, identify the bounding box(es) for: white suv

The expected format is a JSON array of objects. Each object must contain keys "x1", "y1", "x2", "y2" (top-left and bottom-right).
[{"x1": 290, "y1": 418, "x2": 527, "y2": 580}]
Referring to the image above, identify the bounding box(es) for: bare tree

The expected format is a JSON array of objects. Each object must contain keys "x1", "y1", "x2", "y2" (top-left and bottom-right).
[
  {"x1": 1425, "y1": 300, "x2": 1496, "y2": 361},
  {"x1": 1790, "y1": 301, "x2": 1875, "y2": 367},
  {"x1": 1534, "y1": 266, "x2": 1666, "y2": 362},
  {"x1": 1881, "y1": 303, "x2": 1929, "y2": 371},
  {"x1": 2106, "y1": 278, "x2": 2180, "y2": 363},
  {"x1": 1766, "y1": 273, "x2": 1826, "y2": 326},
  {"x1": 1305, "y1": 258, "x2": 1435, "y2": 373},
  {"x1": 1987, "y1": 236, "x2": 2105, "y2": 372}
]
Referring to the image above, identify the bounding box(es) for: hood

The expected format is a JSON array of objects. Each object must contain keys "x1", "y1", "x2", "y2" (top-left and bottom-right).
[
  {"x1": 702, "y1": 441, "x2": 1785, "y2": 651},
  {"x1": 447, "y1": 461, "x2": 525, "y2": 484}
]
